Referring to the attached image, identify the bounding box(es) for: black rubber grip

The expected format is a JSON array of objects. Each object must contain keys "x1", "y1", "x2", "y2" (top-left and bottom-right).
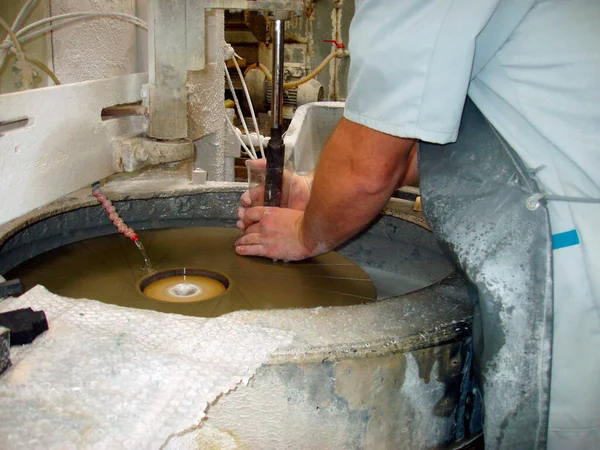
[{"x1": 264, "y1": 128, "x2": 285, "y2": 207}]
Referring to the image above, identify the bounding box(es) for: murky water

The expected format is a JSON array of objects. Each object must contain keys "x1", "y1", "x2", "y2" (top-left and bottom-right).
[{"x1": 8, "y1": 227, "x2": 377, "y2": 318}]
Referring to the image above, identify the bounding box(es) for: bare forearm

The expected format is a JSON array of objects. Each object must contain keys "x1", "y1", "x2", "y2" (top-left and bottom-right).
[{"x1": 301, "y1": 117, "x2": 415, "y2": 253}]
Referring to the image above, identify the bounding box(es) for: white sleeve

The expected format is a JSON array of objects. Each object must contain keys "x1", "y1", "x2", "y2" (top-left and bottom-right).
[{"x1": 344, "y1": 0, "x2": 500, "y2": 144}]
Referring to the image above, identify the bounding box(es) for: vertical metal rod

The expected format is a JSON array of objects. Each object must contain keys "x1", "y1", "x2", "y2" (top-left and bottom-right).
[
  {"x1": 264, "y1": 18, "x2": 286, "y2": 207},
  {"x1": 270, "y1": 19, "x2": 285, "y2": 131}
]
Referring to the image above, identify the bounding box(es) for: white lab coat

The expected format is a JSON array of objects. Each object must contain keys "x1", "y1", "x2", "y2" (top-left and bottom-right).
[{"x1": 344, "y1": 0, "x2": 600, "y2": 448}]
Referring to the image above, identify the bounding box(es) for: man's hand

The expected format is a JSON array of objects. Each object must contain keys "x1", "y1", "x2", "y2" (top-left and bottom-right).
[
  {"x1": 240, "y1": 159, "x2": 313, "y2": 211},
  {"x1": 235, "y1": 207, "x2": 319, "y2": 261},
  {"x1": 236, "y1": 117, "x2": 415, "y2": 262}
]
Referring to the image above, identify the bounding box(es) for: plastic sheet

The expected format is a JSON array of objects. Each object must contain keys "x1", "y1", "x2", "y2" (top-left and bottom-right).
[{"x1": 0, "y1": 286, "x2": 293, "y2": 449}]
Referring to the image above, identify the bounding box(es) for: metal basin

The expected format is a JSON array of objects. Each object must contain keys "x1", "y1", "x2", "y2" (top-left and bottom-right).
[
  {"x1": 0, "y1": 103, "x2": 478, "y2": 448},
  {"x1": 0, "y1": 179, "x2": 476, "y2": 448}
]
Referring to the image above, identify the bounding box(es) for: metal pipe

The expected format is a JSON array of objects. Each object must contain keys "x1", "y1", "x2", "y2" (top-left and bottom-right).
[
  {"x1": 270, "y1": 19, "x2": 285, "y2": 131},
  {"x1": 264, "y1": 17, "x2": 286, "y2": 207}
]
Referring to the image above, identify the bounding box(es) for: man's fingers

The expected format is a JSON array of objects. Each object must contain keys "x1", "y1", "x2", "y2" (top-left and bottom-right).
[
  {"x1": 235, "y1": 232, "x2": 262, "y2": 246},
  {"x1": 240, "y1": 190, "x2": 252, "y2": 207},
  {"x1": 237, "y1": 206, "x2": 268, "y2": 230},
  {"x1": 236, "y1": 207, "x2": 246, "y2": 230},
  {"x1": 235, "y1": 243, "x2": 266, "y2": 257},
  {"x1": 235, "y1": 230, "x2": 266, "y2": 257},
  {"x1": 241, "y1": 221, "x2": 262, "y2": 236},
  {"x1": 242, "y1": 206, "x2": 267, "y2": 228},
  {"x1": 233, "y1": 207, "x2": 311, "y2": 261}
]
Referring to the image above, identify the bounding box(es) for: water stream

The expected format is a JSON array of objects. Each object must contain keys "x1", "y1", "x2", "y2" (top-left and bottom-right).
[{"x1": 134, "y1": 239, "x2": 154, "y2": 274}]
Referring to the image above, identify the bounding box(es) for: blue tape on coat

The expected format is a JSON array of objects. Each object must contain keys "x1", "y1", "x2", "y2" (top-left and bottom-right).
[{"x1": 552, "y1": 229, "x2": 580, "y2": 250}]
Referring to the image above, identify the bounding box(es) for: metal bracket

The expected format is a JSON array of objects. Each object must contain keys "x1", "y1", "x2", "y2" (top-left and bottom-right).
[{"x1": 112, "y1": 135, "x2": 194, "y2": 173}]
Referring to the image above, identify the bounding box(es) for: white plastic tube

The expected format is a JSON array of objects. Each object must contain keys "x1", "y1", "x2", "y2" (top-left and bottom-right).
[
  {"x1": 0, "y1": 12, "x2": 147, "y2": 52},
  {"x1": 224, "y1": 60, "x2": 256, "y2": 159},
  {"x1": 225, "y1": 113, "x2": 256, "y2": 160},
  {"x1": 232, "y1": 53, "x2": 265, "y2": 159},
  {"x1": 0, "y1": 0, "x2": 39, "y2": 66}
]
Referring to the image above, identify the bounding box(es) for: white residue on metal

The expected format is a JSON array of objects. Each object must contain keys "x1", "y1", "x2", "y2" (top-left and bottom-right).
[
  {"x1": 447, "y1": 213, "x2": 539, "y2": 437},
  {"x1": 400, "y1": 354, "x2": 453, "y2": 447},
  {"x1": 187, "y1": 10, "x2": 229, "y2": 181}
]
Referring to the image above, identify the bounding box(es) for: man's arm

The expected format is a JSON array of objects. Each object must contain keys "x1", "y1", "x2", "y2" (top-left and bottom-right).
[
  {"x1": 301, "y1": 117, "x2": 415, "y2": 254},
  {"x1": 235, "y1": 117, "x2": 415, "y2": 260}
]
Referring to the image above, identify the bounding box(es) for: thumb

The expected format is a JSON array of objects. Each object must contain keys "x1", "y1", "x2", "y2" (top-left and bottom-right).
[
  {"x1": 241, "y1": 184, "x2": 265, "y2": 207},
  {"x1": 245, "y1": 158, "x2": 267, "y2": 172}
]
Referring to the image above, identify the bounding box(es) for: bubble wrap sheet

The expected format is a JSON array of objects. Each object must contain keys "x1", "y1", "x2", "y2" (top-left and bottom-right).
[{"x1": 0, "y1": 286, "x2": 294, "y2": 449}]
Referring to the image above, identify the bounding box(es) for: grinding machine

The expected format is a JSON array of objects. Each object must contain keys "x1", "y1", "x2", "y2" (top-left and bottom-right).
[{"x1": 0, "y1": 1, "x2": 490, "y2": 448}]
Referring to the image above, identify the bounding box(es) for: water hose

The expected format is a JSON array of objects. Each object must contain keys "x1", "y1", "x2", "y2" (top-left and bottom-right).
[
  {"x1": 0, "y1": 17, "x2": 24, "y2": 54},
  {"x1": 244, "y1": 49, "x2": 345, "y2": 90},
  {"x1": 1, "y1": 15, "x2": 60, "y2": 87},
  {"x1": 24, "y1": 53, "x2": 60, "y2": 85},
  {"x1": 91, "y1": 183, "x2": 139, "y2": 243}
]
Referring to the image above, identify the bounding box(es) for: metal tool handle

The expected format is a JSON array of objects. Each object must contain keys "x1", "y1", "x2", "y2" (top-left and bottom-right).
[{"x1": 264, "y1": 17, "x2": 286, "y2": 207}]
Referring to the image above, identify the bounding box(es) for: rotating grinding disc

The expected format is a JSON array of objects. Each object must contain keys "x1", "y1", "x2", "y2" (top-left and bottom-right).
[{"x1": 8, "y1": 227, "x2": 377, "y2": 318}]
